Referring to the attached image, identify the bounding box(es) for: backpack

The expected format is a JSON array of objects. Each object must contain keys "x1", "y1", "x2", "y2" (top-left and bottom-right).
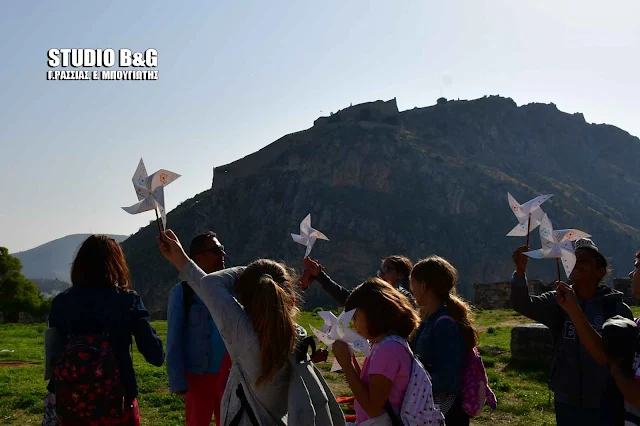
[
  {"x1": 370, "y1": 335, "x2": 445, "y2": 426},
  {"x1": 229, "y1": 336, "x2": 346, "y2": 426},
  {"x1": 54, "y1": 333, "x2": 126, "y2": 422},
  {"x1": 435, "y1": 315, "x2": 497, "y2": 418}
]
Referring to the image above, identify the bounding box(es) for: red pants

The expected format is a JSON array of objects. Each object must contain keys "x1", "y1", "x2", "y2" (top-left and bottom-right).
[{"x1": 185, "y1": 352, "x2": 232, "y2": 426}]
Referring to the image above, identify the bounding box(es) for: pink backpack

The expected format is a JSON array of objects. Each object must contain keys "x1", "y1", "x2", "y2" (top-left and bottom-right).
[{"x1": 436, "y1": 315, "x2": 497, "y2": 417}]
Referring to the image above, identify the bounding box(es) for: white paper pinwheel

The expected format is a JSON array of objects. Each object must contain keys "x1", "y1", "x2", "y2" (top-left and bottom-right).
[
  {"x1": 291, "y1": 214, "x2": 329, "y2": 258},
  {"x1": 524, "y1": 213, "x2": 591, "y2": 278},
  {"x1": 507, "y1": 193, "x2": 553, "y2": 236},
  {"x1": 122, "y1": 158, "x2": 180, "y2": 229},
  {"x1": 310, "y1": 309, "x2": 370, "y2": 372}
]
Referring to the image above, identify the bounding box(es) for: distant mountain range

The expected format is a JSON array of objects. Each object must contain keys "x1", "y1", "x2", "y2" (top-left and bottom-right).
[
  {"x1": 12, "y1": 234, "x2": 128, "y2": 294},
  {"x1": 120, "y1": 96, "x2": 640, "y2": 315}
]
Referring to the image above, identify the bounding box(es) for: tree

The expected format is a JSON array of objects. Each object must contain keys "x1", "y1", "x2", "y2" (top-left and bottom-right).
[
  {"x1": 0, "y1": 247, "x2": 46, "y2": 322},
  {"x1": 437, "y1": 97, "x2": 448, "y2": 105}
]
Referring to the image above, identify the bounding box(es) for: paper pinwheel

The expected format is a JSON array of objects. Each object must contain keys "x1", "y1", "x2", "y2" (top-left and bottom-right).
[
  {"x1": 310, "y1": 309, "x2": 370, "y2": 372},
  {"x1": 122, "y1": 158, "x2": 180, "y2": 230},
  {"x1": 524, "y1": 213, "x2": 591, "y2": 279},
  {"x1": 291, "y1": 214, "x2": 329, "y2": 258},
  {"x1": 507, "y1": 193, "x2": 553, "y2": 237}
]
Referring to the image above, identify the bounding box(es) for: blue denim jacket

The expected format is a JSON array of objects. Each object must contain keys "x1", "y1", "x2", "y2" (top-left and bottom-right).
[
  {"x1": 166, "y1": 282, "x2": 227, "y2": 393},
  {"x1": 412, "y1": 305, "x2": 464, "y2": 395}
]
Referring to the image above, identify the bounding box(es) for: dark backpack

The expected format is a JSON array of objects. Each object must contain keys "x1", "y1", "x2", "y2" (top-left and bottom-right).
[{"x1": 54, "y1": 333, "x2": 125, "y2": 421}]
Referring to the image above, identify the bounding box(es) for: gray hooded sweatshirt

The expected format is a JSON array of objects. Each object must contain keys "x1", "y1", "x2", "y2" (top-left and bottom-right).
[
  {"x1": 179, "y1": 262, "x2": 290, "y2": 425},
  {"x1": 510, "y1": 272, "x2": 633, "y2": 408}
]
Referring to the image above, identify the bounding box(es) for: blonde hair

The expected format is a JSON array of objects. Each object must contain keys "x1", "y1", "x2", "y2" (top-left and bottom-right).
[
  {"x1": 235, "y1": 259, "x2": 299, "y2": 385},
  {"x1": 411, "y1": 256, "x2": 478, "y2": 349}
]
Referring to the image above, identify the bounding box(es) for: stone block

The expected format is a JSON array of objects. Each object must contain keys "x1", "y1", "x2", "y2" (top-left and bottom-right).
[{"x1": 511, "y1": 323, "x2": 553, "y2": 366}]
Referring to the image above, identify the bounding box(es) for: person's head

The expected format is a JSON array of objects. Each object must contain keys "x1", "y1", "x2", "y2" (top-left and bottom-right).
[
  {"x1": 377, "y1": 255, "x2": 413, "y2": 286},
  {"x1": 234, "y1": 259, "x2": 299, "y2": 386},
  {"x1": 71, "y1": 235, "x2": 131, "y2": 290},
  {"x1": 189, "y1": 232, "x2": 225, "y2": 274},
  {"x1": 629, "y1": 251, "x2": 640, "y2": 298},
  {"x1": 570, "y1": 238, "x2": 608, "y2": 290},
  {"x1": 410, "y1": 256, "x2": 478, "y2": 349},
  {"x1": 344, "y1": 278, "x2": 420, "y2": 341}
]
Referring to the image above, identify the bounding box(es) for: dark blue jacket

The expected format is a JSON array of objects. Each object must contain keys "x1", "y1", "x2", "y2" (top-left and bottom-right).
[
  {"x1": 46, "y1": 286, "x2": 165, "y2": 402},
  {"x1": 412, "y1": 305, "x2": 464, "y2": 395}
]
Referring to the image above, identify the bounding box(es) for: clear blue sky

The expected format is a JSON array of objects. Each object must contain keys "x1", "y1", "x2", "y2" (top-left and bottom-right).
[{"x1": 2, "y1": 1, "x2": 639, "y2": 252}]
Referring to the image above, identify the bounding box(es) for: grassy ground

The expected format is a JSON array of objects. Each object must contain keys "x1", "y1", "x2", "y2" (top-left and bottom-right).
[{"x1": 2, "y1": 308, "x2": 639, "y2": 425}]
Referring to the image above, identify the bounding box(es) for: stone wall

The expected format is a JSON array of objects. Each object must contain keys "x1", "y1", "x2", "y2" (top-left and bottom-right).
[
  {"x1": 613, "y1": 277, "x2": 637, "y2": 305},
  {"x1": 314, "y1": 99, "x2": 400, "y2": 127},
  {"x1": 18, "y1": 312, "x2": 36, "y2": 324},
  {"x1": 474, "y1": 279, "x2": 545, "y2": 309},
  {"x1": 510, "y1": 324, "x2": 553, "y2": 366}
]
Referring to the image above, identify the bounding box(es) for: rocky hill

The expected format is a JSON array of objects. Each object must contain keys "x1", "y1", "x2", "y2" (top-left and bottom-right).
[{"x1": 121, "y1": 96, "x2": 640, "y2": 315}]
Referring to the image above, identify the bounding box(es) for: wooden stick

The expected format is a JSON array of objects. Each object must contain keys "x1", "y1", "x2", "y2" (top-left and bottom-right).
[
  {"x1": 154, "y1": 208, "x2": 163, "y2": 234},
  {"x1": 526, "y1": 214, "x2": 531, "y2": 247},
  {"x1": 556, "y1": 258, "x2": 562, "y2": 282}
]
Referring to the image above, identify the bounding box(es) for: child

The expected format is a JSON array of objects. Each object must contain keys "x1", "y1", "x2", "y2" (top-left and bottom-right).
[
  {"x1": 410, "y1": 256, "x2": 479, "y2": 426},
  {"x1": 48, "y1": 235, "x2": 165, "y2": 426},
  {"x1": 331, "y1": 278, "x2": 420, "y2": 425},
  {"x1": 158, "y1": 230, "x2": 343, "y2": 425}
]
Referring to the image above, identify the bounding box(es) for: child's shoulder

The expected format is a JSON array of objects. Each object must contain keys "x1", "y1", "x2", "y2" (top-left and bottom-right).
[
  {"x1": 374, "y1": 337, "x2": 410, "y2": 357},
  {"x1": 370, "y1": 338, "x2": 412, "y2": 368}
]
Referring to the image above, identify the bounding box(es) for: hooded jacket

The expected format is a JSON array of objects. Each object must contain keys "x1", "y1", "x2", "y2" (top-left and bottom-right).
[
  {"x1": 179, "y1": 262, "x2": 345, "y2": 426},
  {"x1": 510, "y1": 272, "x2": 633, "y2": 408}
]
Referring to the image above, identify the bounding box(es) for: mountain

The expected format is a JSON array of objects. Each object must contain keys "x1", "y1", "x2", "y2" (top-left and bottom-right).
[
  {"x1": 121, "y1": 96, "x2": 640, "y2": 315},
  {"x1": 30, "y1": 278, "x2": 71, "y2": 298},
  {"x1": 12, "y1": 234, "x2": 129, "y2": 288}
]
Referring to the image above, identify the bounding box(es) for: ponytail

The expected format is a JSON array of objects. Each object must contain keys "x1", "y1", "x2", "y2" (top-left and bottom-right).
[
  {"x1": 445, "y1": 292, "x2": 478, "y2": 349},
  {"x1": 412, "y1": 256, "x2": 479, "y2": 349},
  {"x1": 235, "y1": 260, "x2": 299, "y2": 386}
]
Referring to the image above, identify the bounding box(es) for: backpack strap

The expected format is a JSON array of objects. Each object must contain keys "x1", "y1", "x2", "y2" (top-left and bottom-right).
[
  {"x1": 182, "y1": 281, "x2": 195, "y2": 318},
  {"x1": 229, "y1": 384, "x2": 260, "y2": 426},
  {"x1": 435, "y1": 314, "x2": 455, "y2": 326},
  {"x1": 384, "y1": 401, "x2": 404, "y2": 426},
  {"x1": 370, "y1": 336, "x2": 413, "y2": 426},
  {"x1": 295, "y1": 336, "x2": 316, "y2": 363},
  {"x1": 370, "y1": 335, "x2": 413, "y2": 359},
  {"x1": 602, "y1": 297, "x2": 617, "y2": 321}
]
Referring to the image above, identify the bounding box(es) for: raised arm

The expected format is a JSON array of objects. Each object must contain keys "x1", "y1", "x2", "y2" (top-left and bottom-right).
[
  {"x1": 158, "y1": 230, "x2": 261, "y2": 380},
  {"x1": 555, "y1": 282, "x2": 608, "y2": 364},
  {"x1": 611, "y1": 362, "x2": 640, "y2": 409},
  {"x1": 305, "y1": 257, "x2": 350, "y2": 305},
  {"x1": 510, "y1": 246, "x2": 560, "y2": 327}
]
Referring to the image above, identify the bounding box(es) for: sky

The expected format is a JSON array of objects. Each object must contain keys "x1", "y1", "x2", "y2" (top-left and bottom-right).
[{"x1": 1, "y1": 1, "x2": 639, "y2": 253}]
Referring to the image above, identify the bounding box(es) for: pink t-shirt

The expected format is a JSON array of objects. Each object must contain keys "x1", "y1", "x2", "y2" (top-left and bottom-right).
[{"x1": 355, "y1": 340, "x2": 412, "y2": 422}]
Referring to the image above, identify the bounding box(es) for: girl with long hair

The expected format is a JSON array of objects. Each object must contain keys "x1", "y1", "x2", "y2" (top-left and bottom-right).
[
  {"x1": 332, "y1": 278, "x2": 421, "y2": 425},
  {"x1": 409, "y1": 256, "x2": 478, "y2": 426},
  {"x1": 158, "y1": 230, "x2": 338, "y2": 425},
  {"x1": 47, "y1": 235, "x2": 164, "y2": 426}
]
